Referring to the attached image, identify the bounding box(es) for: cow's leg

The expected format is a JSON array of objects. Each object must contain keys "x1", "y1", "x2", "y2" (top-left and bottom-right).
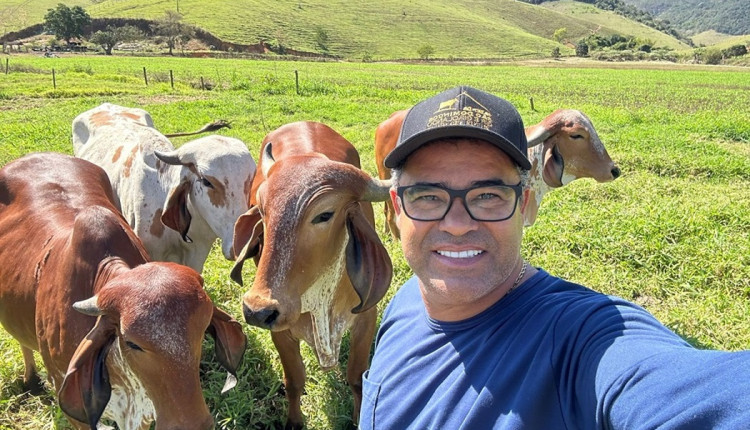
[
  {"x1": 21, "y1": 346, "x2": 44, "y2": 395},
  {"x1": 271, "y1": 330, "x2": 306, "y2": 430},
  {"x1": 346, "y1": 308, "x2": 377, "y2": 426}
]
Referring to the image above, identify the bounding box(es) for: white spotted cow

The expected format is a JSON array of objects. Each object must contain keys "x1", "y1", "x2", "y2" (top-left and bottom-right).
[{"x1": 72, "y1": 103, "x2": 256, "y2": 272}]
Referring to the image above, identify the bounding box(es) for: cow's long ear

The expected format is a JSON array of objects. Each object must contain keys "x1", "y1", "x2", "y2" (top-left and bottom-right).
[
  {"x1": 206, "y1": 306, "x2": 247, "y2": 393},
  {"x1": 345, "y1": 204, "x2": 393, "y2": 314},
  {"x1": 58, "y1": 315, "x2": 116, "y2": 429},
  {"x1": 230, "y1": 207, "x2": 263, "y2": 286},
  {"x1": 162, "y1": 180, "x2": 192, "y2": 243}
]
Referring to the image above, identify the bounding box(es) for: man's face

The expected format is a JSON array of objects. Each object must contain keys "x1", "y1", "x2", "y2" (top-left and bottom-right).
[{"x1": 391, "y1": 139, "x2": 528, "y2": 320}]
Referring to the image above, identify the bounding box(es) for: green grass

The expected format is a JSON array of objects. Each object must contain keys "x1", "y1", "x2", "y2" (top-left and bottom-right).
[
  {"x1": 0, "y1": 55, "x2": 749, "y2": 429},
  {"x1": 1, "y1": 0, "x2": 694, "y2": 60}
]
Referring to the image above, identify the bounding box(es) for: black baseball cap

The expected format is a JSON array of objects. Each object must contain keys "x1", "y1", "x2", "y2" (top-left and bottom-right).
[{"x1": 384, "y1": 86, "x2": 531, "y2": 170}]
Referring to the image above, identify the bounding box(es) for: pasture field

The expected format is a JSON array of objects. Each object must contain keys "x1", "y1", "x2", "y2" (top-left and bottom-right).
[{"x1": 0, "y1": 55, "x2": 749, "y2": 429}]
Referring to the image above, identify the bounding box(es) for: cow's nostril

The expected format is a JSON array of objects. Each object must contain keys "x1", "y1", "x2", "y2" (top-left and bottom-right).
[
  {"x1": 611, "y1": 166, "x2": 621, "y2": 179},
  {"x1": 264, "y1": 310, "x2": 280, "y2": 326},
  {"x1": 243, "y1": 303, "x2": 279, "y2": 329}
]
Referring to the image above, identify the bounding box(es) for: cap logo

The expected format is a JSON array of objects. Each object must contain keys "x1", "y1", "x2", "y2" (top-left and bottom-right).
[{"x1": 428, "y1": 91, "x2": 492, "y2": 131}]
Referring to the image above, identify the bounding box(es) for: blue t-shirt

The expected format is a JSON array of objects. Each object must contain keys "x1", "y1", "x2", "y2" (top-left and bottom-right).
[{"x1": 360, "y1": 269, "x2": 750, "y2": 429}]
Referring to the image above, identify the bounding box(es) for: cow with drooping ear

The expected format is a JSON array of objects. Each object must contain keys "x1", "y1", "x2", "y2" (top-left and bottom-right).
[
  {"x1": 523, "y1": 108, "x2": 620, "y2": 226},
  {"x1": 373, "y1": 108, "x2": 621, "y2": 237},
  {"x1": 0, "y1": 152, "x2": 247, "y2": 430},
  {"x1": 72, "y1": 102, "x2": 257, "y2": 273},
  {"x1": 231, "y1": 121, "x2": 393, "y2": 430}
]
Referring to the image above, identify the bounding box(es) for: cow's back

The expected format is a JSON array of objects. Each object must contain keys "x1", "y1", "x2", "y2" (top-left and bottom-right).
[
  {"x1": 72, "y1": 103, "x2": 173, "y2": 202},
  {"x1": 0, "y1": 153, "x2": 147, "y2": 362}
]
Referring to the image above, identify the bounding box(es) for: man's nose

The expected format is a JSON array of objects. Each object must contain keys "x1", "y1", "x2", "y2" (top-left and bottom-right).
[{"x1": 439, "y1": 197, "x2": 478, "y2": 235}]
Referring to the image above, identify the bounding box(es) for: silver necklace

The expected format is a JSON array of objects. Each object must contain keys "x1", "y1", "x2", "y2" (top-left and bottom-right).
[{"x1": 505, "y1": 260, "x2": 527, "y2": 298}]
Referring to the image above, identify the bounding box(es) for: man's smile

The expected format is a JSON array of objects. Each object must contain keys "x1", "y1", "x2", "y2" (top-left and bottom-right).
[{"x1": 435, "y1": 250, "x2": 484, "y2": 259}]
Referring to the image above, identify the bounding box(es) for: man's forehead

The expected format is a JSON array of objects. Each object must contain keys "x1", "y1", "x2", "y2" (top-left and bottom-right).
[
  {"x1": 404, "y1": 138, "x2": 517, "y2": 168},
  {"x1": 401, "y1": 139, "x2": 520, "y2": 186}
]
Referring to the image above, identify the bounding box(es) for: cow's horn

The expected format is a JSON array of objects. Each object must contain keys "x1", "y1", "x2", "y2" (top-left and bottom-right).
[
  {"x1": 261, "y1": 142, "x2": 275, "y2": 178},
  {"x1": 154, "y1": 150, "x2": 183, "y2": 166},
  {"x1": 363, "y1": 178, "x2": 392, "y2": 202},
  {"x1": 525, "y1": 126, "x2": 551, "y2": 148},
  {"x1": 72, "y1": 296, "x2": 102, "y2": 316}
]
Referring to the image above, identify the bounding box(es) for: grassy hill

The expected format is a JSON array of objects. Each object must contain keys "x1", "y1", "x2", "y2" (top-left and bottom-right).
[
  {"x1": 2, "y1": 0, "x2": 693, "y2": 59},
  {"x1": 621, "y1": 0, "x2": 749, "y2": 36},
  {"x1": 541, "y1": 0, "x2": 690, "y2": 50},
  {"x1": 692, "y1": 31, "x2": 750, "y2": 50}
]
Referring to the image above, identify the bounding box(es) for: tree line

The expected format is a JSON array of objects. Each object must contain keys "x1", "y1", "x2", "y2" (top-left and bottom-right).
[{"x1": 43, "y1": 3, "x2": 194, "y2": 55}]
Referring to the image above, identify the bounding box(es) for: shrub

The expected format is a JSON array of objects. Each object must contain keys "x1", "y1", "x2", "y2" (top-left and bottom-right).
[
  {"x1": 722, "y1": 44, "x2": 748, "y2": 59},
  {"x1": 575, "y1": 40, "x2": 589, "y2": 57}
]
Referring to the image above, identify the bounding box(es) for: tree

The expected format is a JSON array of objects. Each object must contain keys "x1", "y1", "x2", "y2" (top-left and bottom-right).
[
  {"x1": 151, "y1": 10, "x2": 194, "y2": 55},
  {"x1": 553, "y1": 28, "x2": 568, "y2": 43},
  {"x1": 44, "y1": 3, "x2": 91, "y2": 44},
  {"x1": 723, "y1": 44, "x2": 748, "y2": 59},
  {"x1": 417, "y1": 44, "x2": 435, "y2": 60},
  {"x1": 575, "y1": 40, "x2": 589, "y2": 57},
  {"x1": 89, "y1": 25, "x2": 143, "y2": 55}
]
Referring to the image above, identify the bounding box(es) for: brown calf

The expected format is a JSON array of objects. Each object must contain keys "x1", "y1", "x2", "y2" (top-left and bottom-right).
[
  {"x1": 0, "y1": 153, "x2": 246, "y2": 430},
  {"x1": 232, "y1": 121, "x2": 392, "y2": 429}
]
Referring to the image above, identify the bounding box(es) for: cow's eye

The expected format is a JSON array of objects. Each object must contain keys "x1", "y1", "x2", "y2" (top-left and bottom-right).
[
  {"x1": 126, "y1": 341, "x2": 143, "y2": 351},
  {"x1": 312, "y1": 211, "x2": 334, "y2": 224},
  {"x1": 200, "y1": 177, "x2": 213, "y2": 188},
  {"x1": 570, "y1": 134, "x2": 584, "y2": 140}
]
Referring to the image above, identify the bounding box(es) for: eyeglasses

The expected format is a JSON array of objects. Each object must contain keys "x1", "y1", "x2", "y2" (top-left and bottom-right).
[{"x1": 396, "y1": 182, "x2": 522, "y2": 222}]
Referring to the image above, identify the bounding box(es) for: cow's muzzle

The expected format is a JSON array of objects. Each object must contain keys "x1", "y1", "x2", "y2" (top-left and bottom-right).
[{"x1": 242, "y1": 302, "x2": 279, "y2": 329}]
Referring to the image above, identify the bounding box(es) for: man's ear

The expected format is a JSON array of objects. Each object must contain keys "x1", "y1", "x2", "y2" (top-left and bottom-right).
[
  {"x1": 390, "y1": 188, "x2": 401, "y2": 216},
  {"x1": 520, "y1": 188, "x2": 531, "y2": 214}
]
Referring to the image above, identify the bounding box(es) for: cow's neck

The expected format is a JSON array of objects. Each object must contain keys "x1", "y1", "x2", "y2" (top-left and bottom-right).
[
  {"x1": 299, "y1": 237, "x2": 353, "y2": 369},
  {"x1": 104, "y1": 343, "x2": 156, "y2": 430},
  {"x1": 526, "y1": 145, "x2": 550, "y2": 227}
]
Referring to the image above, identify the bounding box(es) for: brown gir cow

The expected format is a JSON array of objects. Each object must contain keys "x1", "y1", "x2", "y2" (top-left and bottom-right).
[
  {"x1": 0, "y1": 152, "x2": 247, "y2": 430},
  {"x1": 374, "y1": 108, "x2": 621, "y2": 238},
  {"x1": 231, "y1": 121, "x2": 393, "y2": 429}
]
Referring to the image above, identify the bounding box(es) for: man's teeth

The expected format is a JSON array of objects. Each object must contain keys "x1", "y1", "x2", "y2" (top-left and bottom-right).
[{"x1": 437, "y1": 250, "x2": 483, "y2": 258}]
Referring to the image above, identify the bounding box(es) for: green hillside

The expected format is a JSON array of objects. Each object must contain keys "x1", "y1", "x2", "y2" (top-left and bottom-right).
[
  {"x1": 1, "y1": 0, "x2": 693, "y2": 59},
  {"x1": 622, "y1": 0, "x2": 749, "y2": 36},
  {"x1": 692, "y1": 31, "x2": 750, "y2": 50},
  {"x1": 541, "y1": 0, "x2": 690, "y2": 50}
]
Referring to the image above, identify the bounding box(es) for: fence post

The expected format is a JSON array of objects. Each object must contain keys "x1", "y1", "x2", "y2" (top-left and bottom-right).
[
  {"x1": 529, "y1": 97, "x2": 535, "y2": 111},
  {"x1": 143, "y1": 67, "x2": 148, "y2": 86},
  {"x1": 52, "y1": 68, "x2": 56, "y2": 89},
  {"x1": 169, "y1": 70, "x2": 174, "y2": 89},
  {"x1": 295, "y1": 70, "x2": 300, "y2": 95},
  {"x1": 200, "y1": 76, "x2": 205, "y2": 90},
  {"x1": 5, "y1": 58, "x2": 8, "y2": 75}
]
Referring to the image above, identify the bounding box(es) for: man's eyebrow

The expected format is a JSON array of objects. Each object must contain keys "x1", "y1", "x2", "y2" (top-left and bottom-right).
[
  {"x1": 472, "y1": 179, "x2": 513, "y2": 187},
  {"x1": 409, "y1": 179, "x2": 514, "y2": 189}
]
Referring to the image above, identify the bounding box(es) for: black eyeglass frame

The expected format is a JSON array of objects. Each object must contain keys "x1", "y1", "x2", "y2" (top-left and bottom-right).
[{"x1": 395, "y1": 182, "x2": 523, "y2": 222}]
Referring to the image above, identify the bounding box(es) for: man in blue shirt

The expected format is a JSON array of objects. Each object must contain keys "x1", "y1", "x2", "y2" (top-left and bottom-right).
[{"x1": 360, "y1": 86, "x2": 750, "y2": 429}]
